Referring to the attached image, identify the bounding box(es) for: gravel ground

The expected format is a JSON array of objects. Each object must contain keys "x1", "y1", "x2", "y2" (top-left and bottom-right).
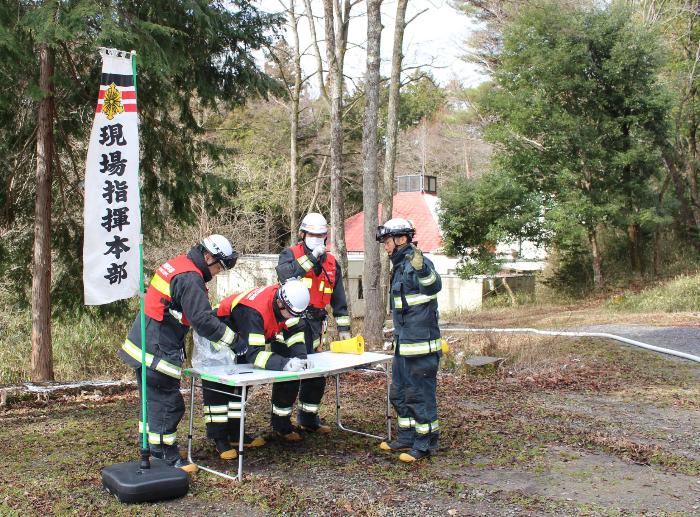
[
  {"x1": 441, "y1": 321, "x2": 700, "y2": 362},
  {"x1": 573, "y1": 324, "x2": 700, "y2": 362}
]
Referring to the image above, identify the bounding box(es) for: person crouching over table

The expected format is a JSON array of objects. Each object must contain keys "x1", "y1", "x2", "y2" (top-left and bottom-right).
[{"x1": 202, "y1": 280, "x2": 312, "y2": 460}]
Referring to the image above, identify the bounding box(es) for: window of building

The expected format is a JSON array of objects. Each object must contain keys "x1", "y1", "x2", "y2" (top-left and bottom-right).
[
  {"x1": 396, "y1": 174, "x2": 437, "y2": 194},
  {"x1": 425, "y1": 175, "x2": 437, "y2": 194}
]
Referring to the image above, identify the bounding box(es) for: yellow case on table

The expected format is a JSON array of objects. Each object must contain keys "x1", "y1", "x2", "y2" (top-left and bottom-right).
[{"x1": 329, "y1": 335, "x2": 364, "y2": 354}]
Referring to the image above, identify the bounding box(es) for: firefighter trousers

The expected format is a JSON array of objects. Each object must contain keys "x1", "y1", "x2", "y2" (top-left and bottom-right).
[
  {"x1": 297, "y1": 317, "x2": 325, "y2": 428},
  {"x1": 270, "y1": 340, "x2": 300, "y2": 433},
  {"x1": 202, "y1": 380, "x2": 244, "y2": 440},
  {"x1": 135, "y1": 366, "x2": 184, "y2": 448},
  {"x1": 389, "y1": 354, "x2": 440, "y2": 452}
]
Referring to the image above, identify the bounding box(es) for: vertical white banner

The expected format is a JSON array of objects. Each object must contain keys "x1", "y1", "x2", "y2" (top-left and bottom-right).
[{"x1": 83, "y1": 49, "x2": 141, "y2": 305}]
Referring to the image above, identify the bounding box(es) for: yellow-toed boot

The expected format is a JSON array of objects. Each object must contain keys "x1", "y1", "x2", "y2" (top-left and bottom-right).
[
  {"x1": 232, "y1": 434, "x2": 267, "y2": 448},
  {"x1": 215, "y1": 439, "x2": 238, "y2": 460}
]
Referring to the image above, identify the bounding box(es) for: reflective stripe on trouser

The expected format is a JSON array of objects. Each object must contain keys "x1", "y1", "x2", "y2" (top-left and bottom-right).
[
  {"x1": 269, "y1": 339, "x2": 302, "y2": 433},
  {"x1": 135, "y1": 366, "x2": 184, "y2": 447},
  {"x1": 397, "y1": 416, "x2": 415, "y2": 429},
  {"x1": 271, "y1": 379, "x2": 300, "y2": 434},
  {"x1": 122, "y1": 338, "x2": 182, "y2": 379},
  {"x1": 138, "y1": 421, "x2": 177, "y2": 446},
  {"x1": 390, "y1": 354, "x2": 439, "y2": 451},
  {"x1": 202, "y1": 379, "x2": 244, "y2": 440},
  {"x1": 398, "y1": 338, "x2": 442, "y2": 357},
  {"x1": 298, "y1": 377, "x2": 326, "y2": 427}
]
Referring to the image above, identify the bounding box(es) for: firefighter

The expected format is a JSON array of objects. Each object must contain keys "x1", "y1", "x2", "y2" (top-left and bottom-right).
[
  {"x1": 276, "y1": 213, "x2": 350, "y2": 434},
  {"x1": 204, "y1": 280, "x2": 312, "y2": 455},
  {"x1": 375, "y1": 218, "x2": 442, "y2": 462},
  {"x1": 119, "y1": 235, "x2": 239, "y2": 473}
]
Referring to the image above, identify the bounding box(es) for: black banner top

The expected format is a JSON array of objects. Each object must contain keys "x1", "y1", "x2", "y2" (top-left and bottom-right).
[{"x1": 101, "y1": 73, "x2": 134, "y2": 87}]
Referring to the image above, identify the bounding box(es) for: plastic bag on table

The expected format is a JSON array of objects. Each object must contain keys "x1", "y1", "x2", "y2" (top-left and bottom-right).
[{"x1": 192, "y1": 331, "x2": 237, "y2": 371}]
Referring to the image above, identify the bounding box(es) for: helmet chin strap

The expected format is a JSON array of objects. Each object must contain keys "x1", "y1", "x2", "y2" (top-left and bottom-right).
[{"x1": 273, "y1": 299, "x2": 286, "y2": 321}]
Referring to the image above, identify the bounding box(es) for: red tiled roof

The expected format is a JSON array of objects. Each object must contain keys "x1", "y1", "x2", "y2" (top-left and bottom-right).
[{"x1": 344, "y1": 192, "x2": 443, "y2": 252}]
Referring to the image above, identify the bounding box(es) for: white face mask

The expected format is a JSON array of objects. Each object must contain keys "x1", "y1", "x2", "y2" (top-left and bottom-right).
[{"x1": 305, "y1": 235, "x2": 325, "y2": 249}]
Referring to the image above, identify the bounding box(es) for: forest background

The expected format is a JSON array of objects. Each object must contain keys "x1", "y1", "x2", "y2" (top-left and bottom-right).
[{"x1": 2, "y1": 0, "x2": 700, "y2": 384}]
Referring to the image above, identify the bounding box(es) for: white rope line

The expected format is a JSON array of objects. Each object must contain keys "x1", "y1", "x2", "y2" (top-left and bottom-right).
[{"x1": 439, "y1": 327, "x2": 700, "y2": 364}]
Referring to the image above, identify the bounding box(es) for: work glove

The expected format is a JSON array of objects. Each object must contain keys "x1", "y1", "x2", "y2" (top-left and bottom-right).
[
  {"x1": 305, "y1": 358, "x2": 315, "y2": 369},
  {"x1": 338, "y1": 331, "x2": 352, "y2": 341},
  {"x1": 312, "y1": 244, "x2": 326, "y2": 259},
  {"x1": 283, "y1": 357, "x2": 307, "y2": 372},
  {"x1": 408, "y1": 245, "x2": 424, "y2": 271},
  {"x1": 211, "y1": 341, "x2": 236, "y2": 363}
]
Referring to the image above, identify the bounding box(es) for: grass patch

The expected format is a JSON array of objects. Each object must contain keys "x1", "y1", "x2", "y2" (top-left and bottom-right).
[
  {"x1": 607, "y1": 273, "x2": 700, "y2": 312},
  {"x1": 0, "y1": 305, "x2": 131, "y2": 385}
]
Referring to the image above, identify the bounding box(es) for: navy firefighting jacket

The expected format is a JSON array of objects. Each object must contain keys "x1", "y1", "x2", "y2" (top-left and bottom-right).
[{"x1": 389, "y1": 244, "x2": 442, "y2": 357}]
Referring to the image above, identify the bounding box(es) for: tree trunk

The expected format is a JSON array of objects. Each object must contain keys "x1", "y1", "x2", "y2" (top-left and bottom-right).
[
  {"x1": 362, "y1": 0, "x2": 383, "y2": 346},
  {"x1": 626, "y1": 223, "x2": 642, "y2": 274},
  {"x1": 686, "y1": 106, "x2": 700, "y2": 234},
  {"x1": 652, "y1": 228, "x2": 661, "y2": 278},
  {"x1": 31, "y1": 43, "x2": 55, "y2": 382},
  {"x1": 588, "y1": 229, "x2": 603, "y2": 291},
  {"x1": 303, "y1": 0, "x2": 329, "y2": 105},
  {"x1": 500, "y1": 277, "x2": 515, "y2": 305},
  {"x1": 380, "y1": 0, "x2": 408, "y2": 312},
  {"x1": 663, "y1": 153, "x2": 700, "y2": 247},
  {"x1": 322, "y1": 0, "x2": 352, "y2": 317},
  {"x1": 289, "y1": 0, "x2": 302, "y2": 245}
]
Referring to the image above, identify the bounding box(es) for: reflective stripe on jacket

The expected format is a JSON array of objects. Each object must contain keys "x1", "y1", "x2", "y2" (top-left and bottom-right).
[
  {"x1": 144, "y1": 255, "x2": 203, "y2": 326},
  {"x1": 290, "y1": 243, "x2": 337, "y2": 309},
  {"x1": 218, "y1": 286, "x2": 285, "y2": 341},
  {"x1": 121, "y1": 338, "x2": 182, "y2": 379},
  {"x1": 390, "y1": 246, "x2": 442, "y2": 357}
]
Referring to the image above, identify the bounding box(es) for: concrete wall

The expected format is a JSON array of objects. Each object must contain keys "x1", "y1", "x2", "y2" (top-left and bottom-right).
[
  {"x1": 216, "y1": 254, "x2": 279, "y2": 299},
  {"x1": 215, "y1": 253, "x2": 535, "y2": 317}
]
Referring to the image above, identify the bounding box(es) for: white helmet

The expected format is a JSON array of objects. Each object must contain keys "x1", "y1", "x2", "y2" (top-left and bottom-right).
[
  {"x1": 277, "y1": 279, "x2": 310, "y2": 316},
  {"x1": 299, "y1": 213, "x2": 328, "y2": 234},
  {"x1": 375, "y1": 218, "x2": 416, "y2": 242},
  {"x1": 200, "y1": 234, "x2": 238, "y2": 270}
]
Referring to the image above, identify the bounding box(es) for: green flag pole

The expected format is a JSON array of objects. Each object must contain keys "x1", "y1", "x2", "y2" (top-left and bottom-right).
[{"x1": 130, "y1": 50, "x2": 149, "y2": 460}]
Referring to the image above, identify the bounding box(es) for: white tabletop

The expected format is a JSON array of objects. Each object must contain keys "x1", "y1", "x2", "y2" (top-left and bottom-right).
[{"x1": 184, "y1": 351, "x2": 393, "y2": 387}]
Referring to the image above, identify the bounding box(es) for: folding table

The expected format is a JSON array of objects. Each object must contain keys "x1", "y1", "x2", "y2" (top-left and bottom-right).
[{"x1": 183, "y1": 351, "x2": 393, "y2": 481}]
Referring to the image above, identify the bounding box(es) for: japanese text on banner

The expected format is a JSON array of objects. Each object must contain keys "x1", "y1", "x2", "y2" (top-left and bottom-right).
[{"x1": 83, "y1": 49, "x2": 141, "y2": 305}]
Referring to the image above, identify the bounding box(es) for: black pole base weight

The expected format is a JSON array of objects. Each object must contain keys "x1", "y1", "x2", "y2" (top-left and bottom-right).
[{"x1": 102, "y1": 457, "x2": 189, "y2": 503}]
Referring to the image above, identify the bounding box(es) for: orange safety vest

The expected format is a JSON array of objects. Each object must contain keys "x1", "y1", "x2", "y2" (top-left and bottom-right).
[
  {"x1": 144, "y1": 255, "x2": 203, "y2": 326},
  {"x1": 291, "y1": 243, "x2": 336, "y2": 309},
  {"x1": 217, "y1": 285, "x2": 285, "y2": 340}
]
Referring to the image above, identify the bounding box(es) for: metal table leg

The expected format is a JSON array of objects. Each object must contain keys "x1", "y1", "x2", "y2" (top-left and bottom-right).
[
  {"x1": 186, "y1": 377, "x2": 241, "y2": 481},
  {"x1": 335, "y1": 373, "x2": 385, "y2": 440},
  {"x1": 187, "y1": 375, "x2": 196, "y2": 464},
  {"x1": 237, "y1": 385, "x2": 247, "y2": 482}
]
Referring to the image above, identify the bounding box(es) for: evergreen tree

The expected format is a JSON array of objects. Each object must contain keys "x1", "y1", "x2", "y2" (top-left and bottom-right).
[
  {"x1": 441, "y1": 1, "x2": 669, "y2": 289},
  {"x1": 0, "y1": 0, "x2": 282, "y2": 307},
  {"x1": 0, "y1": 0, "x2": 281, "y2": 380}
]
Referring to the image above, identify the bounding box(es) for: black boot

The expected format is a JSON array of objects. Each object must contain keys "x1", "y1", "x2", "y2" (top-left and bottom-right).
[
  {"x1": 150, "y1": 444, "x2": 198, "y2": 473},
  {"x1": 214, "y1": 438, "x2": 237, "y2": 460},
  {"x1": 379, "y1": 440, "x2": 411, "y2": 452},
  {"x1": 399, "y1": 449, "x2": 430, "y2": 463},
  {"x1": 230, "y1": 432, "x2": 266, "y2": 448},
  {"x1": 298, "y1": 414, "x2": 331, "y2": 434}
]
